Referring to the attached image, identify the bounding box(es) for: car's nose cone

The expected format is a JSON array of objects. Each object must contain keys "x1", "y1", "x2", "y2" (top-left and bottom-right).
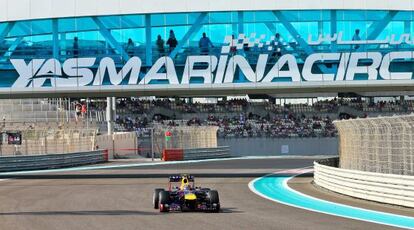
[{"x1": 184, "y1": 193, "x2": 197, "y2": 200}]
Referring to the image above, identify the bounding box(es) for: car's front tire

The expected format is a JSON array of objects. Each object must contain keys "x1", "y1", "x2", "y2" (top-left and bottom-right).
[
  {"x1": 153, "y1": 188, "x2": 164, "y2": 209},
  {"x1": 208, "y1": 190, "x2": 220, "y2": 212},
  {"x1": 159, "y1": 191, "x2": 170, "y2": 213}
]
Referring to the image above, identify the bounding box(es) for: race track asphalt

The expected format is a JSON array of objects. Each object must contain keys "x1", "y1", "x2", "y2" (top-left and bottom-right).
[{"x1": 0, "y1": 157, "x2": 411, "y2": 230}]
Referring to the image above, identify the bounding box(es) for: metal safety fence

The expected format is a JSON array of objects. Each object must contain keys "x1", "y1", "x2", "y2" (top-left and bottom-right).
[
  {"x1": 334, "y1": 115, "x2": 414, "y2": 175},
  {"x1": 162, "y1": 146, "x2": 231, "y2": 161},
  {"x1": 0, "y1": 150, "x2": 108, "y2": 172},
  {"x1": 183, "y1": 147, "x2": 231, "y2": 160}
]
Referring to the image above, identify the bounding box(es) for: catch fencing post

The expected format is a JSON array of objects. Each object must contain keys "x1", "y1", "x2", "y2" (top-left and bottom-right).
[{"x1": 151, "y1": 128, "x2": 154, "y2": 161}]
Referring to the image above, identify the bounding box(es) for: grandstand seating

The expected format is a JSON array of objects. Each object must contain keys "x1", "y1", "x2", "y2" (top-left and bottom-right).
[
  {"x1": 2, "y1": 97, "x2": 413, "y2": 141},
  {"x1": 99, "y1": 98, "x2": 414, "y2": 138}
]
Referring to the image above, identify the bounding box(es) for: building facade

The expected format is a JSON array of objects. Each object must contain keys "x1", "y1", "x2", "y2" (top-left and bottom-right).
[{"x1": 0, "y1": 0, "x2": 414, "y2": 97}]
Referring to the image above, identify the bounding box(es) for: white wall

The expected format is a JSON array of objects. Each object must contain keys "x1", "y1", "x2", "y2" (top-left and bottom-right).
[
  {"x1": 314, "y1": 161, "x2": 414, "y2": 208},
  {"x1": 219, "y1": 137, "x2": 338, "y2": 156}
]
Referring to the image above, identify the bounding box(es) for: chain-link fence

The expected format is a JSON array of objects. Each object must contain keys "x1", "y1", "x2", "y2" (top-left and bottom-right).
[
  {"x1": 335, "y1": 115, "x2": 414, "y2": 175},
  {"x1": 152, "y1": 126, "x2": 218, "y2": 155},
  {"x1": 92, "y1": 126, "x2": 219, "y2": 159},
  {"x1": 0, "y1": 129, "x2": 97, "y2": 156}
]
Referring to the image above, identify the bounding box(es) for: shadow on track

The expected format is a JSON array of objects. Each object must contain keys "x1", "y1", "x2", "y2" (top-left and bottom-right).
[
  {"x1": 0, "y1": 210, "x2": 159, "y2": 216},
  {"x1": 0, "y1": 208, "x2": 243, "y2": 216}
]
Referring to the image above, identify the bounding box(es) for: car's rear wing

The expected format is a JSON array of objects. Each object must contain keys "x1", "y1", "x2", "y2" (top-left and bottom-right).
[{"x1": 169, "y1": 175, "x2": 194, "y2": 182}]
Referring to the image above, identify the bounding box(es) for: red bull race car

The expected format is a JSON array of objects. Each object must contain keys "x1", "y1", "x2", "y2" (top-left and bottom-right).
[{"x1": 153, "y1": 175, "x2": 220, "y2": 213}]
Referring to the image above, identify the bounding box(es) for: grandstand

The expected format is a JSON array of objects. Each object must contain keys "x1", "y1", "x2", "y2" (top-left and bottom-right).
[
  {"x1": 86, "y1": 97, "x2": 414, "y2": 138},
  {"x1": 0, "y1": 1, "x2": 413, "y2": 158},
  {"x1": 2, "y1": 95, "x2": 413, "y2": 157}
]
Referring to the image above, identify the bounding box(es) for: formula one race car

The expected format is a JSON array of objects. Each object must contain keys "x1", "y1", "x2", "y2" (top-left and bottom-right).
[{"x1": 153, "y1": 174, "x2": 220, "y2": 213}]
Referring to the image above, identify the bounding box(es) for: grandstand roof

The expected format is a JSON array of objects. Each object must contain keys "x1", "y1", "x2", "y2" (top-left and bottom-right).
[{"x1": 0, "y1": 0, "x2": 412, "y2": 23}]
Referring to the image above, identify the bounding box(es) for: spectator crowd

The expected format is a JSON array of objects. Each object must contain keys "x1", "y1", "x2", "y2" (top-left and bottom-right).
[{"x1": 86, "y1": 97, "x2": 414, "y2": 138}]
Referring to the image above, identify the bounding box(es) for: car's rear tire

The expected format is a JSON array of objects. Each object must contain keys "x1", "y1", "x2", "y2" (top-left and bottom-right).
[
  {"x1": 159, "y1": 191, "x2": 170, "y2": 212},
  {"x1": 153, "y1": 188, "x2": 164, "y2": 209},
  {"x1": 208, "y1": 190, "x2": 220, "y2": 212}
]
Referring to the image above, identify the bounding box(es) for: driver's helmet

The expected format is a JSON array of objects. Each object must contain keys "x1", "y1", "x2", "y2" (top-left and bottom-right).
[{"x1": 180, "y1": 177, "x2": 191, "y2": 191}]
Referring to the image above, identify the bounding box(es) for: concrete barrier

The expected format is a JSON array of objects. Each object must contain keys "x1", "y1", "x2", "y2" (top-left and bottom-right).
[
  {"x1": 314, "y1": 158, "x2": 414, "y2": 208},
  {"x1": 218, "y1": 137, "x2": 338, "y2": 156},
  {"x1": 0, "y1": 150, "x2": 108, "y2": 172}
]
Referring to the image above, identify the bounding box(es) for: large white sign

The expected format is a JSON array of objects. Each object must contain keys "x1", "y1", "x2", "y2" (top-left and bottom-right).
[{"x1": 10, "y1": 51, "x2": 414, "y2": 88}]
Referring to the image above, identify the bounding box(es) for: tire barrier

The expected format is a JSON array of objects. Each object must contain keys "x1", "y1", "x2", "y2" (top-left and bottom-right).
[
  {"x1": 0, "y1": 150, "x2": 109, "y2": 172},
  {"x1": 162, "y1": 147, "x2": 231, "y2": 161},
  {"x1": 314, "y1": 158, "x2": 414, "y2": 208}
]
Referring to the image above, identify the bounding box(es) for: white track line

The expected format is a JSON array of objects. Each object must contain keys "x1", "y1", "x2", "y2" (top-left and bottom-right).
[{"x1": 248, "y1": 169, "x2": 414, "y2": 230}]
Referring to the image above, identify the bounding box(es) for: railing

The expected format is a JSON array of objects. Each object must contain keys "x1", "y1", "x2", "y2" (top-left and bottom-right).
[
  {"x1": 314, "y1": 158, "x2": 414, "y2": 208},
  {"x1": 0, "y1": 150, "x2": 108, "y2": 172}
]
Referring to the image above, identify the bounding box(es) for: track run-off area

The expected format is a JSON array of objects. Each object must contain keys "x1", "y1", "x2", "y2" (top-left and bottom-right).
[{"x1": 0, "y1": 156, "x2": 413, "y2": 230}]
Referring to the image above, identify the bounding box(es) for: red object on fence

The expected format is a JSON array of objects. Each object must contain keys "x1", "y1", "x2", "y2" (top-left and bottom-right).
[
  {"x1": 162, "y1": 149, "x2": 184, "y2": 161},
  {"x1": 103, "y1": 149, "x2": 109, "y2": 161}
]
